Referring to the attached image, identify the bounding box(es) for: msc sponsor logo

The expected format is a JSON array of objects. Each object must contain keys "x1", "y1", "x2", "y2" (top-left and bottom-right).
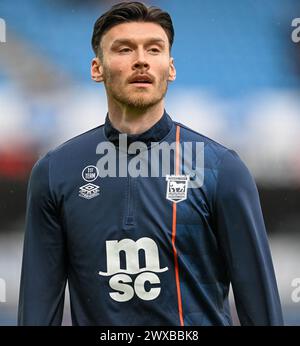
[{"x1": 99, "y1": 237, "x2": 168, "y2": 302}]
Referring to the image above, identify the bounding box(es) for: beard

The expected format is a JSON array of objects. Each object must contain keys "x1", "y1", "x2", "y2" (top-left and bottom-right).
[
  {"x1": 112, "y1": 86, "x2": 167, "y2": 109},
  {"x1": 103, "y1": 67, "x2": 169, "y2": 110}
]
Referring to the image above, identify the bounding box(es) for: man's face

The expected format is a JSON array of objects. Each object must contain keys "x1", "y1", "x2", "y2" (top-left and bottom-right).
[{"x1": 91, "y1": 22, "x2": 176, "y2": 109}]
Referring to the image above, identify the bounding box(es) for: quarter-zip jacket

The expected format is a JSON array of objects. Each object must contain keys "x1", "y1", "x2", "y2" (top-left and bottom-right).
[{"x1": 18, "y1": 110, "x2": 283, "y2": 326}]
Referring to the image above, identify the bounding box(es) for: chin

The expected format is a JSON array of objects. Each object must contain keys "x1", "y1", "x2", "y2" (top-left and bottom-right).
[
  {"x1": 117, "y1": 93, "x2": 160, "y2": 108},
  {"x1": 127, "y1": 97, "x2": 160, "y2": 109},
  {"x1": 111, "y1": 88, "x2": 165, "y2": 109}
]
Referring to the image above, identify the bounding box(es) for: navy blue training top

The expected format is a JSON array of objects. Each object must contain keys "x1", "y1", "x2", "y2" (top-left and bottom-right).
[{"x1": 18, "y1": 110, "x2": 283, "y2": 326}]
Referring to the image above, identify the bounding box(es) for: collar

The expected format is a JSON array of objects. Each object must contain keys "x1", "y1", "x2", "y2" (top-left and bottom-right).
[{"x1": 104, "y1": 110, "x2": 173, "y2": 148}]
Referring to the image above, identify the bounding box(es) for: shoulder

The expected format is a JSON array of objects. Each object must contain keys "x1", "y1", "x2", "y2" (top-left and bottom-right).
[
  {"x1": 50, "y1": 125, "x2": 104, "y2": 156},
  {"x1": 174, "y1": 121, "x2": 254, "y2": 186},
  {"x1": 216, "y1": 148, "x2": 257, "y2": 200},
  {"x1": 37, "y1": 124, "x2": 104, "y2": 165},
  {"x1": 175, "y1": 121, "x2": 232, "y2": 164},
  {"x1": 29, "y1": 125, "x2": 105, "y2": 187}
]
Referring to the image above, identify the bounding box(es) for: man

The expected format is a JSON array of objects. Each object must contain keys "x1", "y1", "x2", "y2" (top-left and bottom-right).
[{"x1": 18, "y1": 1, "x2": 283, "y2": 326}]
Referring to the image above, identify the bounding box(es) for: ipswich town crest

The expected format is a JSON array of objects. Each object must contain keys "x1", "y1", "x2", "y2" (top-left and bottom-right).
[{"x1": 166, "y1": 175, "x2": 190, "y2": 203}]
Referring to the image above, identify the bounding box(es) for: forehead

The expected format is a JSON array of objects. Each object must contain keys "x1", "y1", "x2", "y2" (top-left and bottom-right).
[{"x1": 101, "y1": 22, "x2": 169, "y2": 47}]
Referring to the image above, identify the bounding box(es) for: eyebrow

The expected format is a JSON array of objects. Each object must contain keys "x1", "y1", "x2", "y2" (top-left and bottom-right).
[{"x1": 111, "y1": 38, "x2": 166, "y2": 48}]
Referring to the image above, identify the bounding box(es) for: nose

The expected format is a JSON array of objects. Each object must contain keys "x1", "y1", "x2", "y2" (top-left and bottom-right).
[{"x1": 132, "y1": 48, "x2": 150, "y2": 71}]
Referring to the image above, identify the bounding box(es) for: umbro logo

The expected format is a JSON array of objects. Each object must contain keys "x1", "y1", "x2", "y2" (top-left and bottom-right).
[{"x1": 79, "y1": 183, "x2": 100, "y2": 199}]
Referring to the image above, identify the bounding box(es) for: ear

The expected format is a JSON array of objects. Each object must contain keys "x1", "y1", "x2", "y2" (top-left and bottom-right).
[
  {"x1": 91, "y1": 57, "x2": 104, "y2": 83},
  {"x1": 168, "y1": 57, "x2": 176, "y2": 82}
]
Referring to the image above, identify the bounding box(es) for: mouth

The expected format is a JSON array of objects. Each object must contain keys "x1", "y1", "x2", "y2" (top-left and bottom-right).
[
  {"x1": 130, "y1": 82, "x2": 152, "y2": 87},
  {"x1": 129, "y1": 75, "x2": 153, "y2": 87}
]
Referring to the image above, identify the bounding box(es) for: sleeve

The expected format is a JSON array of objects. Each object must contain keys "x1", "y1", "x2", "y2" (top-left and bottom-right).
[
  {"x1": 214, "y1": 149, "x2": 283, "y2": 326},
  {"x1": 18, "y1": 154, "x2": 67, "y2": 326}
]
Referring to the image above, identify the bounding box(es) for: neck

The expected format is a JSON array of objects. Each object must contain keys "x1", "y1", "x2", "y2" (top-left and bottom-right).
[{"x1": 107, "y1": 98, "x2": 165, "y2": 135}]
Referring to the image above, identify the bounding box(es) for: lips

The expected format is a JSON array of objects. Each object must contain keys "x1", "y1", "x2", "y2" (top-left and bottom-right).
[{"x1": 129, "y1": 75, "x2": 153, "y2": 84}]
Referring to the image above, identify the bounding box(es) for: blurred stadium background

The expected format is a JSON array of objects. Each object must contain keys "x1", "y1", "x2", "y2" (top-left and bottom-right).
[{"x1": 0, "y1": 0, "x2": 299, "y2": 325}]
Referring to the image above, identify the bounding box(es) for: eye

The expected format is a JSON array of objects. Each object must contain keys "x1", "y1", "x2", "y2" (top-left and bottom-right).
[
  {"x1": 119, "y1": 48, "x2": 132, "y2": 53},
  {"x1": 148, "y1": 48, "x2": 160, "y2": 53}
]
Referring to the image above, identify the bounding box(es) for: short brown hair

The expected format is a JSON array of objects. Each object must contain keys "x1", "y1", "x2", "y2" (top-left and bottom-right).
[{"x1": 91, "y1": 1, "x2": 174, "y2": 58}]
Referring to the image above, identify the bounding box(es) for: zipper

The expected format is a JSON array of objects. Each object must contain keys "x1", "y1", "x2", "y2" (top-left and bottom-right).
[{"x1": 124, "y1": 173, "x2": 135, "y2": 228}]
